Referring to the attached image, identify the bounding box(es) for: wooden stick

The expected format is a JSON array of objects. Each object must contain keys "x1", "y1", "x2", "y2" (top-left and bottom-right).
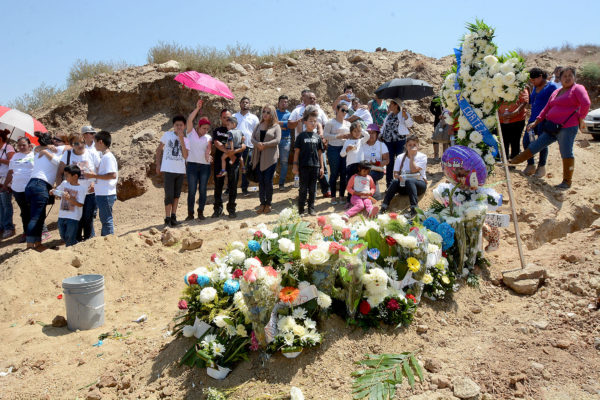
[{"x1": 495, "y1": 111, "x2": 526, "y2": 269}]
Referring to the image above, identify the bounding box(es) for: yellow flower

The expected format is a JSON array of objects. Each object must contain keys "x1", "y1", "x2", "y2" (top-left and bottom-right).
[
  {"x1": 441, "y1": 275, "x2": 450, "y2": 284},
  {"x1": 407, "y1": 257, "x2": 421, "y2": 273},
  {"x1": 422, "y1": 274, "x2": 433, "y2": 284}
]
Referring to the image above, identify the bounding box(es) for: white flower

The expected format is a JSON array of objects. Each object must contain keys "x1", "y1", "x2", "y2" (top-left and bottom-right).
[
  {"x1": 483, "y1": 55, "x2": 498, "y2": 66},
  {"x1": 212, "y1": 343, "x2": 225, "y2": 357},
  {"x1": 298, "y1": 281, "x2": 310, "y2": 290},
  {"x1": 233, "y1": 292, "x2": 249, "y2": 317},
  {"x1": 300, "y1": 248, "x2": 310, "y2": 263},
  {"x1": 329, "y1": 214, "x2": 346, "y2": 231},
  {"x1": 367, "y1": 293, "x2": 388, "y2": 308},
  {"x1": 231, "y1": 241, "x2": 245, "y2": 251},
  {"x1": 277, "y1": 237, "x2": 295, "y2": 253},
  {"x1": 394, "y1": 234, "x2": 417, "y2": 249},
  {"x1": 213, "y1": 315, "x2": 229, "y2": 328},
  {"x1": 444, "y1": 114, "x2": 454, "y2": 125},
  {"x1": 483, "y1": 116, "x2": 496, "y2": 129},
  {"x1": 304, "y1": 319, "x2": 317, "y2": 330},
  {"x1": 182, "y1": 325, "x2": 195, "y2": 337},
  {"x1": 201, "y1": 334, "x2": 217, "y2": 346},
  {"x1": 292, "y1": 324, "x2": 306, "y2": 337},
  {"x1": 308, "y1": 248, "x2": 330, "y2": 265},
  {"x1": 383, "y1": 267, "x2": 398, "y2": 281},
  {"x1": 377, "y1": 213, "x2": 391, "y2": 225},
  {"x1": 199, "y1": 287, "x2": 217, "y2": 303},
  {"x1": 457, "y1": 115, "x2": 472, "y2": 130},
  {"x1": 457, "y1": 129, "x2": 466, "y2": 140},
  {"x1": 244, "y1": 257, "x2": 262, "y2": 270},
  {"x1": 428, "y1": 244, "x2": 440, "y2": 254},
  {"x1": 427, "y1": 231, "x2": 443, "y2": 245},
  {"x1": 228, "y1": 249, "x2": 246, "y2": 264},
  {"x1": 278, "y1": 207, "x2": 293, "y2": 221},
  {"x1": 317, "y1": 291, "x2": 332, "y2": 309},
  {"x1": 278, "y1": 316, "x2": 297, "y2": 333},
  {"x1": 290, "y1": 387, "x2": 305, "y2": 400},
  {"x1": 422, "y1": 274, "x2": 433, "y2": 284},
  {"x1": 236, "y1": 324, "x2": 248, "y2": 337},
  {"x1": 283, "y1": 332, "x2": 295, "y2": 347},
  {"x1": 484, "y1": 154, "x2": 495, "y2": 165},
  {"x1": 292, "y1": 308, "x2": 307, "y2": 319},
  {"x1": 499, "y1": 62, "x2": 514, "y2": 75}
]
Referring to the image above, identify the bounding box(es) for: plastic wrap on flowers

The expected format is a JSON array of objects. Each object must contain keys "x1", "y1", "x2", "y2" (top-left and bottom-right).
[
  {"x1": 336, "y1": 245, "x2": 367, "y2": 318},
  {"x1": 461, "y1": 203, "x2": 488, "y2": 269},
  {"x1": 239, "y1": 265, "x2": 281, "y2": 348}
]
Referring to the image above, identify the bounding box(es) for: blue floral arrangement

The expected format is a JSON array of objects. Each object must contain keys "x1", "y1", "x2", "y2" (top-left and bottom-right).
[
  {"x1": 247, "y1": 240, "x2": 261, "y2": 252},
  {"x1": 223, "y1": 279, "x2": 240, "y2": 295},
  {"x1": 435, "y1": 222, "x2": 455, "y2": 251}
]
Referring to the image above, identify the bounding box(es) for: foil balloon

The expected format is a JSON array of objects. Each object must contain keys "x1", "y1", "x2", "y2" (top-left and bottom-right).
[{"x1": 441, "y1": 145, "x2": 487, "y2": 190}]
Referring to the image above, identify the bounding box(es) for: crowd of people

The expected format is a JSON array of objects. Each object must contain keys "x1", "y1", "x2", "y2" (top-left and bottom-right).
[{"x1": 0, "y1": 66, "x2": 591, "y2": 250}]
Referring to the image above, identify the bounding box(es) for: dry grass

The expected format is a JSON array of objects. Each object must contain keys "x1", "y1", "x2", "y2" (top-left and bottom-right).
[
  {"x1": 147, "y1": 41, "x2": 292, "y2": 74},
  {"x1": 517, "y1": 43, "x2": 600, "y2": 58},
  {"x1": 67, "y1": 59, "x2": 130, "y2": 86}
]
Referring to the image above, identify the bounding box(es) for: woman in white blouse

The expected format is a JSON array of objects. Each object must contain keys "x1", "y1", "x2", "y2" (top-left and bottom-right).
[
  {"x1": 380, "y1": 135, "x2": 427, "y2": 218},
  {"x1": 361, "y1": 123, "x2": 389, "y2": 199}
]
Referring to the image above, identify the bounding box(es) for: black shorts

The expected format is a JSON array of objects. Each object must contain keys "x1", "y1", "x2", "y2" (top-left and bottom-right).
[{"x1": 163, "y1": 172, "x2": 185, "y2": 205}]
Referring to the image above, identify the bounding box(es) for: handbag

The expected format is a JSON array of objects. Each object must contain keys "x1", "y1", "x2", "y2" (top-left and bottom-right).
[{"x1": 540, "y1": 110, "x2": 577, "y2": 136}]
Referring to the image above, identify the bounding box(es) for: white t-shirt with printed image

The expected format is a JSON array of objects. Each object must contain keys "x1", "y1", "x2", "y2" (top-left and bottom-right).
[
  {"x1": 55, "y1": 180, "x2": 89, "y2": 221},
  {"x1": 160, "y1": 131, "x2": 186, "y2": 174},
  {"x1": 60, "y1": 149, "x2": 101, "y2": 191}
]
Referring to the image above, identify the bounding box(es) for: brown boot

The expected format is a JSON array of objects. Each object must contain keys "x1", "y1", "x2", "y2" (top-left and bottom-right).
[
  {"x1": 509, "y1": 149, "x2": 534, "y2": 165},
  {"x1": 555, "y1": 158, "x2": 574, "y2": 190},
  {"x1": 263, "y1": 205, "x2": 272, "y2": 214},
  {"x1": 256, "y1": 205, "x2": 265, "y2": 215},
  {"x1": 522, "y1": 164, "x2": 536, "y2": 176}
]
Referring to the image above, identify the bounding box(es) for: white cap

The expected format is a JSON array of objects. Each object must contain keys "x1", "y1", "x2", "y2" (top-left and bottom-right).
[{"x1": 81, "y1": 126, "x2": 96, "y2": 134}]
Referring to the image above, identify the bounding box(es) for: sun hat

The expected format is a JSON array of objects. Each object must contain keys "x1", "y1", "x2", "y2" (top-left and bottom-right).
[
  {"x1": 367, "y1": 123, "x2": 380, "y2": 133},
  {"x1": 197, "y1": 117, "x2": 210, "y2": 127},
  {"x1": 390, "y1": 98, "x2": 403, "y2": 107},
  {"x1": 81, "y1": 125, "x2": 96, "y2": 134}
]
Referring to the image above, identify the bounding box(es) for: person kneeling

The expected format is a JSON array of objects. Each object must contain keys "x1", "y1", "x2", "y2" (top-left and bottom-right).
[
  {"x1": 380, "y1": 135, "x2": 428, "y2": 218},
  {"x1": 50, "y1": 165, "x2": 88, "y2": 247},
  {"x1": 342, "y1": 161, "x2": 378, "y2": 221}
]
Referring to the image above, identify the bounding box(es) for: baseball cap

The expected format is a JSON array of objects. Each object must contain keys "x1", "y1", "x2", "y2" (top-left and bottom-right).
[
  {"x1": 81, "y1": 126, "x2": 97, "y2": 134},
  {"x1": 197, "y1": 117, "x2": 211, "y2": 127}
]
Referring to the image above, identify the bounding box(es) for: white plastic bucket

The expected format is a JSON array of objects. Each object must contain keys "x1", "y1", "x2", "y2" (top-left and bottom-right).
[{"x1": 62, "y1": 274, "x2": 105, "y2": 331}]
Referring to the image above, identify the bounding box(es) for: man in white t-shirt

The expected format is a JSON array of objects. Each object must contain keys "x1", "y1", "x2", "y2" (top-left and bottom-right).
[
  {"x1": 233, "y1": 97, "x2": 259, "y2": 194},
  {"x1": 346, "y1": 98, "x2": 374, "y2": 129},
  {"x1": 81, "y1": 126, "x2": 100, "y2": 157},
  {"x1": 155, "y1": 115, "x2": 189, "y2": 227},
  {"x1": 380, "y1": 134, "x2": 428, "y2": 218},
  {"x1": 84, "y1": 131, "x2": 118, "y2": 236}
]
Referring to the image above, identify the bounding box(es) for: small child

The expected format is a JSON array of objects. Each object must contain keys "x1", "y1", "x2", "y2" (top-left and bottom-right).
[
  {"x1": 342, "y1": 161, "x2": 378, "y2": 221},
  {"x1": 292, "y1": 111, "x2": 324, "y2": 216},
  {"x1": 341, "y1": 121, "x2": 370, "y2": 205},
  {"x1": 217, "y1": 116, "x2": 244, "y2": 177},
  {"x1": 50, "y1": 165, "x2": 88, "y2": 246}
]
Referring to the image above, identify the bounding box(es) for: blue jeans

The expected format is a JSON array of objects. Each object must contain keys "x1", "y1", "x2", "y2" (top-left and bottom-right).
[
  {"x1": 384, "y1": 139, "x2": 406, "y2": 187},
  {"x1": 523, "y1": 125, "x2": 548, "y2": 166},
  {"x1": 78, "y1": 193, "x2": 96, "y2": 241},
  {"x1": 241, "y1": 147, "x2": 253, "y2": 192},
  {"x1": 96, "y1": 194, "x2": 116, "y2": 236},
  {"x1": 13, "y1": 191, "x2": 30, "y2": 233},
  {"x1": 383, "y1": 178, "x2": 428, "y2": 208},
  {"x1": 278, "y1": 136, "x2": 291, "y2": 186},
  {"x1": 58, "y1": 217, "x2": 79, "y2": 246},
  {"x1": 258, "y1": 163, "x2": 277, "y2": 206},
  {"x1": 186, "y1": 162, "x2": 211, "y2": 215},
  {"x1": 327, "y1": 145, "x2": 347, "y2": 198},
  {"x1": 0, "y1": 190, "x2": 14, "y2": 231},
  {"x1": 25, "y1": 178, "x2": 50, "y2": 243},
  {"x1": 528, "y1": 125, "x2": 578, "y2": 159}
]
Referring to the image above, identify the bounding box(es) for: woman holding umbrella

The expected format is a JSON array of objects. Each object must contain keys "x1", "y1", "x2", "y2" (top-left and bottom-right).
[
  {"x1": 0, "y1": 129, "x2": 16, "y2": 238},
  {"x1": 380, "y1": 99, "x2": 414, "y2": 188}
]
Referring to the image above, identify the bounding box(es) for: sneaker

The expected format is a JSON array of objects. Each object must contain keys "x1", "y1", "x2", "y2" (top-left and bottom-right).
[
  {"x1": 164, "y1": 216, "x2": 171, "y2": 226},
  {"x1": 279, "y1": 184, "x2": 285, "y2": 191},
  {"x1": 228, "y1": 211, "x2": 237, "y2": 219},
  {"x1": 331, "y1": 198, "x2": 338, "y2": 205},
  {"x1": 170, "y1": 215, "x2": 180, "y2": 227},
  {"x1": 2, "y1": 230, "x2": 15, "y2": 239},
  {"x1": 211, "y1": 209, "x2": 223, "y2": 218},
  {"x1": 216, "y1": 170, "x2": 227, "y2": 178},
  {"x1": 185, "y1": 215, "x2": 194, "y2": 221},
  {"x1": 368, "y1": 206, "x2": 380, "y2": 218},
  {"x1": 308, "y1": 208, "x2": 316, "y2": 216}
]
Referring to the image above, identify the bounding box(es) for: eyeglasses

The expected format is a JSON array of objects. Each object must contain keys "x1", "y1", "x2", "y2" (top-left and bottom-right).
[
  {"x1": 262, "y1": 110, "x2": 271, "y2": 114},
  {"x1": 340, "y1": 109, "x2": 349, "y2": 113}
]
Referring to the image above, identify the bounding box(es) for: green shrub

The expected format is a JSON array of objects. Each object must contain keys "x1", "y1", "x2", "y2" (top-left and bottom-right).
[
  {"x1": 580, "y1": 63, "x2": 600, "y2": 83},
  {"x1": 7, "y1": 83, "x2": 63, "y2": 113},
  {"x1": 67, "y1": 59, "x2": 129, "y2": 86}
]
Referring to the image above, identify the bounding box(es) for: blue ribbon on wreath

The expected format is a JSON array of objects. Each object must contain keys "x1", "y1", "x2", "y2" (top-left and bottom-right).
[{"x1": 453, "y1": 47, "x2": 499, "y2": 157}]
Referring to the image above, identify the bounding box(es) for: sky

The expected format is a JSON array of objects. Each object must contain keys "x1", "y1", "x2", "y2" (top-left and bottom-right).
[{"x1": 2, "y1": 0, "x2": 599, "y2": 106}]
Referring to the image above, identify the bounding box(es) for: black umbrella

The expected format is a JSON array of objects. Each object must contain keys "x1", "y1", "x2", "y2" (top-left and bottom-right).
[{"x1": 375, "y1": 78, "x2": 434, "y2": 100}]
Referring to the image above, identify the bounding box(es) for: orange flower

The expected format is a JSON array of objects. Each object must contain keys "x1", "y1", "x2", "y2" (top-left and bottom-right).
[{"x1": 279, "y1": 286, "x2": 300, "y2": 303}]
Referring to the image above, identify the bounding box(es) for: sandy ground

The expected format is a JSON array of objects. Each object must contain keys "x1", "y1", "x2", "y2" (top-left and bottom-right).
[{"x1": 0, "y1": 137, "x2": 599, "y2": 400}]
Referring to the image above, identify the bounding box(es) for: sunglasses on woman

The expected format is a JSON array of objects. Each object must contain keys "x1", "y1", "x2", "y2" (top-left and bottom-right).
[
  {"x1": 340, "y1": 109, "x2": 349, "y2": 113},
  {"x1": 262, "y1": 110, "x2": 271, "y2": 114}
]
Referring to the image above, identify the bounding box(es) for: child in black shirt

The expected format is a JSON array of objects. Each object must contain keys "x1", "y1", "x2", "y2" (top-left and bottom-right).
[{"x1": 292, "y1": 111, "x2": 324, "y2": 215}]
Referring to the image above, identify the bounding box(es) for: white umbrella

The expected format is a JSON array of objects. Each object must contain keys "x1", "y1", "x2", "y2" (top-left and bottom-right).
[{"x1": 0, "y1": 106, "x2": 46, "y2": 144}]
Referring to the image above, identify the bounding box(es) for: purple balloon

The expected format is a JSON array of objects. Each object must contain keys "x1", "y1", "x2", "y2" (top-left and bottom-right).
[{"x1": 441, "y1": 145, "x2": 487, "y2": 190}]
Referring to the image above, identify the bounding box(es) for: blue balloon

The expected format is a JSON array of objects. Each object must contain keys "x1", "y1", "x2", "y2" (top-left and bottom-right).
[{"x1": 441, "y1": 145, "x2": 487, "y2": 190}]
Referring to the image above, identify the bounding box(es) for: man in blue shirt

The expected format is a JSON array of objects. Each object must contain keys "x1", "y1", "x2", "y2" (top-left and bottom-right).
[
  {"x1": 276, "y1": 95, "x2": 291, "y2": 189},
  {"x1": 523, "y1": 68, "x2": 558, "y2": 177}
]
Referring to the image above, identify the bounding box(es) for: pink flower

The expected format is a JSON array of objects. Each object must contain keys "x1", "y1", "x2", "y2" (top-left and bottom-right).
[
  {"x1": 264, "y1": 266, "x2": 278, "y2": 277},
  {"x1": 389, "y1": 213, "x2": 398, "y2": 220},
  {"x1": 342, "y1": 228, "x2": 351, "y2": 240},
  {"x1": 210, "y1": 253, "x2": 217, "y2": 262},
  {"x1": 254, "y1": 231, "x2": 264, "y2": 238},
  {"x1": 177, "y1": 299, "x2": 188, "y2": 310},
  {"x1": 243, "y1": 269, "x2": 257, "y2": 283},
  {"x1": 250, "y1": 331, "x2": 259, "y2": 351},
  {"x1": 300, "y1": 243, "x2": 317, "y2": 251},
  {"x1": 253, "y1": 256, "x2": 263, "y2": 265},
  {"x1": 328, "y1": 242, "x2": 347, "y2": 255},
  {"x1": 322, "y1": 224, "x2": 333, "y2": 237},
  {"x1": 317, "y1": 216, "x2": 327, "y2": 227}
]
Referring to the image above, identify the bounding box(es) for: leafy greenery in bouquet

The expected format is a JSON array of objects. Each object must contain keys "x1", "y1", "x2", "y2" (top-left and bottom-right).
[
  {"x1": 266, "y1": 302, "x2": 322, "y2": 353},
  {"x1": 180, "y1": 326, "x2": 250, "y2": 369}
]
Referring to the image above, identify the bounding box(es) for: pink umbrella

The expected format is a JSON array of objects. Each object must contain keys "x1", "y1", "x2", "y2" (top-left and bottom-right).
[
  {"x1": 174, "y1": 71, "x2": 234, "y2": 99},
  {"x1": 0, "y1": 106, "x2": 44, "y2": 145}
]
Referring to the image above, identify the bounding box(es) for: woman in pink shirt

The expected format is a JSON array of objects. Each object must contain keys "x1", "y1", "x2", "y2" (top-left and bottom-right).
[{"x1": 510, "y1": 66, "x2": 591, "y2": 189}]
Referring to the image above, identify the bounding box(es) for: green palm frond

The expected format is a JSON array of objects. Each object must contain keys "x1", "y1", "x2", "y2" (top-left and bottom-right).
[{"x1": 352, "y1": 352, "x2": 423, "y2": 400}]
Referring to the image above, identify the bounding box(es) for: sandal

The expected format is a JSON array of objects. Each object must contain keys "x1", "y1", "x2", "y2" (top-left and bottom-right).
[{"x1": 216, "y1": 169, "x2": 227, "y2": 178}]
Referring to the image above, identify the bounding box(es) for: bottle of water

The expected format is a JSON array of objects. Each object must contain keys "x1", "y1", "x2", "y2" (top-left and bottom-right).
[
  {"x1": 294, "y1": 175, "x2": 300, "y2": 188},
  {"x1": 527, "y1": 129, "x2": 535, "y2": 142}
]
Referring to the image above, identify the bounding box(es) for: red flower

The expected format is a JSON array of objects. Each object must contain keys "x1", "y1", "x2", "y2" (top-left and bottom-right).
[
  {"x1": 375, "y1": 161, "x2": 381, "y2": 166},
  {"x1": 385, "y1": 236, "x2": 397, "y2": 246},
  {"x1": 178, "y1": 299, "x2": 188, "y2": 310},
  {"x1": 188, "y1": 274, "x2": 198, "y2": 285},
  {"x1": 210, "y1": 253, "x2": 217, "y2": 262},
  {"x1": 317, "y1": 216, "x2": 327, "y2": 227},
  {"x1": 254, "y1": 231, "x2": 263, "y2": 238},
  {"x1": 442, "y1": 251, "x2": 448, "y2": 258},
  {"x1": 386, "y1": 299, "x2": 400, "y2": 311},
  {"x1": 359, "y1": 300, "x2": 371, "y2": 315},
  {"x1": 232, "y1": 269, "x2": 243, "y2": 279},
  {"x1": 322, "y1": 224, "x2": 333, "y2": 237},
  {"x1": 328, "y1": 242, "x2": 347, "y2": 255},
  {"x1": 389, "y1": 213, "x2": 398, "y2": 220},
  {"x1": 410, "y1": 227, "x2": 419, "y2": 232},
  {"x1": 406, "y1": 294, "x2": 417, "y2": 304},
  {"x1": 342, "y1": 228, "x2": 351, "y2": 240}
]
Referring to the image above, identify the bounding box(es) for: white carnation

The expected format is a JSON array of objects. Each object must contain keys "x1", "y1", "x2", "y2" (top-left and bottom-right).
[
  {"x1": 317, "y1": 291, "x2": 332, "y2": 309},
  {"x1": 244, "y1": 257, "x2": 262, "y2": 270},
  {"x1": 199, "y1": 287, "x2": 217, "y2": 303},
  {"x1": 213, "y1": 315, "x2": 229, "y2": 328},
  {"x1": 308, "y1": 248, "x2": 330, "y2": 265},
  {"x1": 457, "y1": 130, "x2": 466, "y2": 139},
  {"x1": 278, "y1": 207, "x2": 293, "y2": 221},
  {"x1": 483, "y1": 55, "x2": 498, "y2": 66},
  {"x1": 231, "y1": 241, "x2": 245, "y2": 251},
  {"x1": 469, "y1": 131, "x2": 483, "y2": 144},
  {"x1": 228, "y1": 249, "x2": 246, "y2": 264}
]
